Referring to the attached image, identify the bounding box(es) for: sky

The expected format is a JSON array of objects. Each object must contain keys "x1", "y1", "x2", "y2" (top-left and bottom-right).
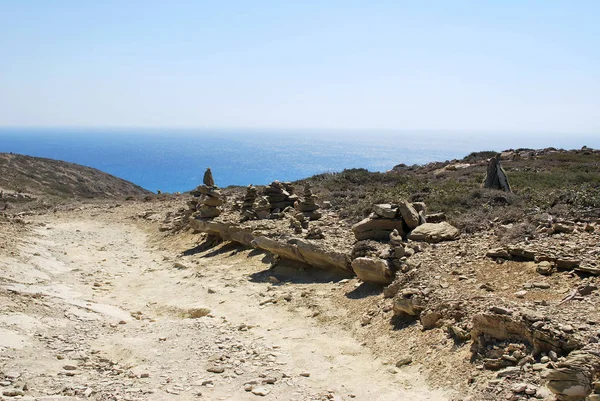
[{"x1": 0, "y1": 1, "x2": 599, "y2": 133}]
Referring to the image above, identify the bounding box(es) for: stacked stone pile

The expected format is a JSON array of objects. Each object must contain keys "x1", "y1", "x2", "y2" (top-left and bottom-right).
[
  {"x1": 263, "y1": 181, "x2": 298, "y2": 211},
  {"x1": 240, "y1": 185, "x2": 258, "y2": 221},
  {"x1": 351, "y1": 200, "x2": 459, "y2": 285},
  {"x1": 294, "y1": 183, "x2": 322, "y2": 221},
  {"x1": 189, "y1": 168, "x2": 224, "y2": 219}
]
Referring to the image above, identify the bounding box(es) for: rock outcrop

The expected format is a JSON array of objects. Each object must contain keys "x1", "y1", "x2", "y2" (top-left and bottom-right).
[
  {"x1": 189, "y1": 218, "x2": 352, "y2": 274},
  {"x1": 484, "y1": 155, "x2": 511, "y2": 192}
]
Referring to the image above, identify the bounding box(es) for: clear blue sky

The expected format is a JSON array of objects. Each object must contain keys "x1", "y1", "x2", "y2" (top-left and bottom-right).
[{"x1": 1, "y1": 1, "x2": 599, "y2": 133}]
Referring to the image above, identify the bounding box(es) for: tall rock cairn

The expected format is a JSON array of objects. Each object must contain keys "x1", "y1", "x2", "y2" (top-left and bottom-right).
[
  {"x1": 240, "y1": 185, "x2": 258, "y2": 221},
  {"x1": 484, "y1": 155, "x2": 511, "y2": 192},
  {"x1": 190, "y1": 168, "x2": 224, "y2": 219},
  {"x1": 294, "y1": 183, "x2": 322, "y2": 221}
]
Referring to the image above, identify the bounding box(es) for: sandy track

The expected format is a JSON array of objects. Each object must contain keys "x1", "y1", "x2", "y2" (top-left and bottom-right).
[{"x1": 0, "y1": 213, "x2": 451, "y2": 400}]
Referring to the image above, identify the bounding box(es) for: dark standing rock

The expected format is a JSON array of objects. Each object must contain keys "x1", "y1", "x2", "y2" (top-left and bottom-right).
[
  {"x1": 203, "y1": 168, "x2": 215, "y2": 187},
  {"x1": 483, "y1": 155, "x2": 511, "y2": 192}
]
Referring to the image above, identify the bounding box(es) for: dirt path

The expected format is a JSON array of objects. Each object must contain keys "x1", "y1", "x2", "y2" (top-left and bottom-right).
[{"x1": 0, "y1": 213, "x2": 452, "y2": 400}]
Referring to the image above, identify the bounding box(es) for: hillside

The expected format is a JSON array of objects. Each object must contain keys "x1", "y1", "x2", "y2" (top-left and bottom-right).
[{"x1": 0, "y1": 153, "x2": 151, "y2": 200}]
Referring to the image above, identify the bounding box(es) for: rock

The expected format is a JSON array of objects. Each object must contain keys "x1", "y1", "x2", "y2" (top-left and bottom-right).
[
  {"x1": 203, "y1": 168, "x2": 215, "y2": 187},
  {"x1": 396, "y1": 356, "x2": 413, "y2": 367},
  {"x1": 507, "y1": 246, "x2": 536, "y2": 261},
  {"x1": 514, "y1": 290, "x2": 527, "y2": 298},
  {"x1": 412, "y1": 202, "x2": 426, "y2": 213},
  {"x1": 352, "y1": 217, "x2": 405, "y2": 241},
  {"x1": 483, "y1": 155, "x2": 511, "y2": 192},
  {"x1": 207, "y1": 366, "x2": 225, "y2": 373},
  {"x1": 546, "y1": 345, "x2": 600, "y2": 401},
  {"x1": 398, "y1": 200, "x2": 420, "y2": 230},
  {"x1": 389, "y1": 229, "x2": 403, "y2": 247},
  {"x1": 556, "y1": 258, "x2": 581, "y2": 269},
  {"x1": 420, "y1": 312, "x2": 442, "y2": 329},
  {"x1": 407, "y1": 222, "x2": 459, "y2": 243},
  {"x1": 2, "y1": 390, "x2": 25, "y2": 397},
  {"x1": 251, "y1": 387, "x2": 271, "y2": 396},
  {"x1": 448, "y1": 325, "x2": 470, "y2": 342},
  {"x1": 486, "y1": 247, "x2": 510, "y2": 259},
  {"x1": 511, "y1": 383, "x2": 527, "y2": 393},
  {"x1": 373, "y1": 204, "x2": 398, "y2": 219},
  {"x1": 425, "y1": 212, "x2": 446, "y2": 223},
  {"x1": 490, "y1": 306, "x2": 513, "y2": 315},
  {"x1": 536, "y1": 261, "x2": 554, "y2": 276},
  {"x1": 553, "y1": 222, "x2": 574, "y2": 233},
  {"x1": 393, "y1": 296, "x2": 424, "y2": 316},
  {"x1": 63, "y1": 365, "x2": 77, "y2": 370},
  {"x1": 393, "y1": 246, "x2": 405, "y2": 259},
  {"x1": 351, "y1": 257, "x2": 395, "y2": 285},
  {"x1": 292, "y1": 239, "x2": 353, "y2": 273}
]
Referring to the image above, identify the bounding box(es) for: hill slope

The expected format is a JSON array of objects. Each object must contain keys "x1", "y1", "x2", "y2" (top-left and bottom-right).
[{"x1": 0, "y1": 153, "x2": 151, "y2": 198}]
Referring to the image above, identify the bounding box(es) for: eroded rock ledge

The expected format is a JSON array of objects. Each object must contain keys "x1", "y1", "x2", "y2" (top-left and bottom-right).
[{"x1": 189, "y1": 218, "x2": 353, "y2": 274}]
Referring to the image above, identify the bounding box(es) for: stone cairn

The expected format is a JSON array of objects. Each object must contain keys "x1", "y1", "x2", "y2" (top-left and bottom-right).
[
  {"x1": 263, "y1": 181, "x2": 297, "y2": 211},
  {"x1": 294, "y1": 183, "x2": 322, "y2": 221},
  {"x1": 483, "y1": 154, "x2": 511, "y2": 192},
  {"x1": 189, "y1": 168, "x2": 224, "y2": 219},
  {"x1": 240, "y1": 185, "x2": 258, "y2": 221}
]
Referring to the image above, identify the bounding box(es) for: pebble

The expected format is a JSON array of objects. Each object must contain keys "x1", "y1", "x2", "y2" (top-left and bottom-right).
[
  {"x1": 511, "y1": 383, "x2": 527, "y2": 393},
  {"x1": 252, "y1": 387, "x2": 271, "y2": 396},
  {"x1": 63, "y1": 365, "x2": 78, "y2": 371},
  {"x1": 299, "y1": 372, "x2": 311, "y2": 377},
  {"x1": 514, "y1": 290, "x2": 527, "y2": 298}
]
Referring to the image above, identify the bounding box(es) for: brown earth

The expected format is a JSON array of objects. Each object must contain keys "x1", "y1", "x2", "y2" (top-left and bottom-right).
[{"x1": 0, "y1": 153, "x2": 151, "y2": 204}]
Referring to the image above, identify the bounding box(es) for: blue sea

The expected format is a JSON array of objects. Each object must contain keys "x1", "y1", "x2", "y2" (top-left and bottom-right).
[{"x1": 1, "y1": 128, "x2": 598, "y2": 193}]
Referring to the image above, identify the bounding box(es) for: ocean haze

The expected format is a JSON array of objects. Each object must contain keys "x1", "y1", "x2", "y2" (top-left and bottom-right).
[{"x1": 1, "y1": 128, "x2": 598, "y2": 193}]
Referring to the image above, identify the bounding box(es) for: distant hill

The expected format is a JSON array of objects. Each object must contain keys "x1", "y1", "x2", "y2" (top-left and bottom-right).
[{"x1": 0, "y1": 153, "x2": 151, "y2": 198}]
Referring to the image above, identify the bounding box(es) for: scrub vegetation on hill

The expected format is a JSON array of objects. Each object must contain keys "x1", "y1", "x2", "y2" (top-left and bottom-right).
[{"x1": 300, "y1": 147, "x2": 600, "y2": 236}]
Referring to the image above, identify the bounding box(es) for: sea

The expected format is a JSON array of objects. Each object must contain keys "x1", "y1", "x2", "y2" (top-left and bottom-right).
[{"x1": 1, "y1": 128, "x2": 598, "y2": 193}]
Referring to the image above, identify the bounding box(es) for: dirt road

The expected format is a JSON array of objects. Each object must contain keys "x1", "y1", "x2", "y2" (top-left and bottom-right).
[{"x1": 0, "y1": 211, "x2": 452, "y2": 400}]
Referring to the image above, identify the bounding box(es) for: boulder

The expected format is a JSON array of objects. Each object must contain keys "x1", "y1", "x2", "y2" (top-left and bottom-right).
[
  {"x1": 546, "y1": 345, "x2": 600, "y2": 401},
  {"x1": 407, "y1": 222, "x2": 459, "y2": 243},
  {"x1": 352, "y1": 218, "x2": 405, "y2": 241},
  {"x1": 292, "y1": 239, "x2": 352, "y2": 273},
  {"x1": 373, "y1": 204, "x2": 398, "y2": 219},
  {"x1": 398, "y1": 200, "x2": 420, "y2": 230},
  {"x1": 351, "y1": 257, "x2": 395, "y2": 284},
  {"x1": 483, "y1": 155, "x2": 511, "y2": 192}
]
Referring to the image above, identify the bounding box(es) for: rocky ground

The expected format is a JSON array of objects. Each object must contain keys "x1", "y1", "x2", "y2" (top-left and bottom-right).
[
  {"x1": 2, "y1": 147, "x2": 600, "y2": 401},
  {"x1": 0, "y1": 201, "x2": 452, "y2": 401}
]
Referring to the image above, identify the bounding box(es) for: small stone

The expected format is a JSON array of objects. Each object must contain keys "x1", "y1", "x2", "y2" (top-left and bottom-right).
[
  {"x1": 207, "y1": 366, "x2": 225, "y2": 373},
  {"x1": 490, "y1": 306, "x2": 513, "y2": 315},
  {"x1": 299, "y1": 372, "x2": 311, "y2": 377},
  {"x1": 396, "y1": 356, "x2": 413, "y2": 367},
  {"x1": 63, "y1": 365, "x2": 77, "y2": 371},
  {"x1": 514, "y1": 290, "x2": 527, "y2": 298},
  {"x1": 511, "y1": 383, "x2": 527, "y2": 393},
  {"x1": 251, "y1": 387, "x2": 271, "y2": 396},
  {"x1": 2, "y1": 390, "x2": 25, "y2": 397},
  {"x1": 548, "y1": 350, "x2": 558, "y2": 361}
]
